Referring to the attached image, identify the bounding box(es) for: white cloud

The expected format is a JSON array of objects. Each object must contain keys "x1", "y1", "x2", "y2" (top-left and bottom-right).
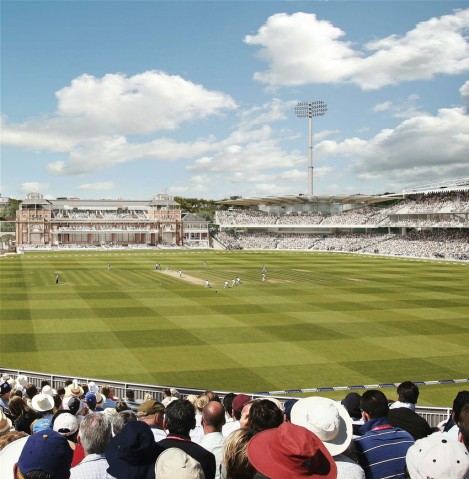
[
  {"x1": 19, "y1": 182, "x2": 50, "y2": 193},
  {"x1": 372, "y1": 95, "x2": 426, "y2": 119},
  {"x1": 77, "y1": 181, "x2": 116, "y2": 191},
  {"x1": 245, "y1": 9, "x2": 469, "y2": 89},
  {"x1": 317, "y1": 105, "x2": 469, "y2": 186}
]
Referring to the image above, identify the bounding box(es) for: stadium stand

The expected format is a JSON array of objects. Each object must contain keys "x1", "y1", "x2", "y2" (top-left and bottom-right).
[{"x1": 1, "y1": 369, "x2": 467, "y2": 479}]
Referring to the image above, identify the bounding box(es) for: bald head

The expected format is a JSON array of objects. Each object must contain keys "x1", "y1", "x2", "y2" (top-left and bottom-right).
[{"x1": 202, "y1": 401, "x2": 226, "y2": 432}]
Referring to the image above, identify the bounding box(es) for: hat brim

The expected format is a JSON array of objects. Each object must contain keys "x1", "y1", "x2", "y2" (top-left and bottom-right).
[
  {"x1": 31, "y1": 394, "x2": 55, "y2": 412},
  {"x1": 248, "y1": 427, "x2": 337, "y2": 479},
  {"x1": 291, "y1": 397, "x2": 353, "y2": 457}
]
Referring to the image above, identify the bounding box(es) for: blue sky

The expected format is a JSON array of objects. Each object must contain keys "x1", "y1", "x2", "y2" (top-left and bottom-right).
[{"x1": 1, "y1": 1, "x2": 468, "y2": 200}]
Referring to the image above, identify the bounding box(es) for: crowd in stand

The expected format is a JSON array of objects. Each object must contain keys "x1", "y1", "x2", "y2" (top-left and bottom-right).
[
  {"x1": 1, "y1": 374, "x2": 468, "y2": 479},
  {"x1": 215, "y1": 230, "x2": 469, "y2": 260}
]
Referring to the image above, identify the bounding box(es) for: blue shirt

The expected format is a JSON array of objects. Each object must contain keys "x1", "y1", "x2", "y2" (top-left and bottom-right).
[{"x1": 354, "y1": 417, "x2": 414, "y2": 479}]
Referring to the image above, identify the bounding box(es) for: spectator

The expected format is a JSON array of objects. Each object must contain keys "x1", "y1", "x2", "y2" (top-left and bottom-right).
[
  {"x1": 65, "y1": 380, "x2": 84, "y2": 399},
  {"x1": 283, "y1": 398, "x2": 298, "y2": 423},
  {"x1": 31, "y1": 393, "x2": 55, "y2": 425},
  {"x1": 8, "y1": 397, "x2": 38, "y2": 435},
  {"x1": 390, "y1": 381, "x2": 420, "y2": 411},
  {"x1": 15, "y1": 428, "x2": 73, "y2": 479},
  {"x1": 24, "y1": 384, "x2": 38, "y2": 409},
  {"x1": 124, "y1": 389, "x2": 140, "y2": 412},
  {"x1": 405, "y1": 433, "x2": 469, "y2": 478},
  {"x1": 51, "y1": 411, "x2": 84, "y2": 467},
  {"x1": 137, "y1": 400, "x2": 166, "y2": 442},
  {"x1": 341, "y1": 392, "x2": 364, "y2": 437},
  {"x1": 0, "y1": 381, "x2": 12, "y2": 416},
  {"x1": 70, "y1": 413, "x2": 111, "y2": 479},
  {"x1": 112, "y1": 410, "x2": 137, "y2": 437},
  {"x1": 458, "y1": 403, "x2": 469, "y2": 451},
  {"x1": 223, "y1": 394, "x2": 250, "y2": 437},
  {"x1": 0, "y1": 410, "x2": 13, "y2": 436},
  {"x1": 200, "y1": 401, "x2": 226, "y2": 479},
  {"x1": 155, "y1": 447, "x2": 205, "y2": 479},
  {"x1": 115, "y1": 401, "x2": 129, "y2": 413},
  {"x1": 354, "y1": 390, "x2": 414, "y2": 479},
  {"x1": 247, "y1": 422, "x2": 338, "y2": 479},
  {"x1": 192, "y1": 395, "x2": 209, "y2": 444},
  {"x1": 106, "y1": 421, "x2": 160, "y2": 479},
  {"x1": 159, "y1": 399, "x2": 216, "y2": 479},
  {"x1": 85, "y1": 392, "x2": 98, "y2": 412},
  {"x1": 240, "y1": 400, "x2": 255, "y2": 430},
  {"x1": 221, "y1": 428, "x2": 257, "y2": 479},
  {"x1": 161, "y1": 388, "x2": 173, "y2": 407},
  {"x1": 291, "y1": 396, "x2": 364, "y2": 479},
  {"x1": 222, "y1": 393, "x2": 236, "y2": 435},
  {"x1": 101, "y1": 385, "x2": 117, "y2": 409},
  {"x1": 444, "y1": 390, "x2": 469, "y2": 441},
  {"x1": 247, "y1": 399, "x2": 283, "y2": 434}
]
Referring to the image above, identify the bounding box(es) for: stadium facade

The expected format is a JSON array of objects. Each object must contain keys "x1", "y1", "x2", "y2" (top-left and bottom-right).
[{"x1": 15, "y1": 192, "x2": 209, "y2": 250}]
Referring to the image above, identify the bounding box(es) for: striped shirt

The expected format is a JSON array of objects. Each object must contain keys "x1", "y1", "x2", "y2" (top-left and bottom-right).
[{"x1": 354, "y1": 417, "x2": 414, "y2": 479}]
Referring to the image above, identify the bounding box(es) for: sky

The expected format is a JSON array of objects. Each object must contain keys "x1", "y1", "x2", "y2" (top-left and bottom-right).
[{"x1": 1, "y1": 0, "x2": 469, "y2": 201}]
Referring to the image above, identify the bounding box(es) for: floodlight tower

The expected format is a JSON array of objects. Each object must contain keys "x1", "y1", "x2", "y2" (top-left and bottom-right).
[{"x1": 294, "y1": 101, "x2": 327, "y2": 197}]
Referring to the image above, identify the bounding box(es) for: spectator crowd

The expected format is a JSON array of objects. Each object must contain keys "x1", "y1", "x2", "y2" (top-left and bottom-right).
[{"x1": 0, "y1": 374, "x2": 468, "y2": 479}]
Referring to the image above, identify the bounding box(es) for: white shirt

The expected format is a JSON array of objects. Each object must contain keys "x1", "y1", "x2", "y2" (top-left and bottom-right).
[
  {"x1": 222, "y1": 419, "x2": 240, "y2": 437},
  {"x1": 201, "y1": 432, "x2": 225, "y2": 479}
]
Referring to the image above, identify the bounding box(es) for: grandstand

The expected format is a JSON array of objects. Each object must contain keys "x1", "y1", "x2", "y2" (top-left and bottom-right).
[{"x1": 214, "y1": 180, "x2": 469, "y2": 261}]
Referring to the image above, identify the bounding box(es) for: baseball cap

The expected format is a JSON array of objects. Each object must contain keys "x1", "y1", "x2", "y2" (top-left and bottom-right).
[
  {"x1": 0, "y1": 381, "x2": 12, "y2": 395},
  {"x1": 17, "y1": 429, "x2": 73, "y2": 479},
  {"x1": 406, "y1": 433, "x2": 469, "y2": 479},
  {"x1": 85, "y1": 392, "x2": 97, "y2": 407},
  {"x1": 232, "y1": 394, "x2": 251, "y2": 413},
  {"x1": 138, "y1": 400, "x2": 164, "y2": 416},
  {"x1": 53, "y1": 413, "x2": 79, "y2": 437}
]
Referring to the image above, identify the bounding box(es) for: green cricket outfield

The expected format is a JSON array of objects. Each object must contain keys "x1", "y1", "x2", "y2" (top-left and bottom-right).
[{"x1": 1, "y1": 250, "x2": 468, "y2": 406}]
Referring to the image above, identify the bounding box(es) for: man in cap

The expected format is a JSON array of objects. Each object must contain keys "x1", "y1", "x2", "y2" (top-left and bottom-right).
[
  {"x1": 137, "y1": 400, "x2": 166, "y2": 442},
  {"x1": 70, "y1": 413, "x2": 111, "y2": 479},
  {"x1": 85, "y1": 392, "x2": 98, "y2": 412},
  {"x1": 247, "y1": 422, "x2": 337, "y2": 479},
  {"x1": 354, "y1": 390, "x2": 414, "y2": 479},
  {"x1": 291, "y1": 396, "x2": 365, "y2": 479},
  {"x1": 158, "y1": 399, "x2": 216, "y2": 479},
  {"x1": 222, "y1": 393, "x2": 250, "y2": 437},
  {"x1": 0, "y1": 381, "x2": 12, "y2": 416},
  {"x1": 14, "y1": 429, "x2": 73, "y2": 479}
]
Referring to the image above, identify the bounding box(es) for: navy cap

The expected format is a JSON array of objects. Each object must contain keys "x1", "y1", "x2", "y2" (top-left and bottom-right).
[{"x1": 18, "y1": 429, "x2": 73, "y2": 479}]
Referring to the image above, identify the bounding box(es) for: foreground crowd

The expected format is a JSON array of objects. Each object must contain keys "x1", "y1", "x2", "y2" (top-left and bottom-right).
[{"x1": 0, "y1": 376, "x2": 468, "y2": 479}]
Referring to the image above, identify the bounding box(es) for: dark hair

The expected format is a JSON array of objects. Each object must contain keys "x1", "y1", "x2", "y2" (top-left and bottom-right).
[
  {"x1": 25, "y1": 384, "x2": 38, "y2": 400},
  {"x1": 125, "y1": 389, "x2": 135, "y2": 400},
  {"x1": 397, "y1": 381, "x2": 419, "y2": 404},
  {"x1": 115, "y1": 401, "x2": 129, "y2": 413},
  {"x1": 248, "y1": 400, "x2": 284, "y2": 434},
  {"x1": 8, "y1": 396, "x2": 34, "y2": 420},
  {"x1": 223, "y1": 393, "x2": 236, "y2": 419},
  {"x1": 164, "y1": 399, "x2": 196, "y2": 436},
  {"x1": 23, "y1": 472, "x2": 53, "y2": 479},
  {"x1": 452, "y1": 390, "x2": 469, "y2": 423},
  {"x1": 163, "y1": 388, "x2": 171, "y2": 397},
  {"x1": 40, "y1": 380, "x2": 51, "y2": 389},
  {"x1": 361, "y1": 390, "x2": 389, "y2": 418},
  {"x1": 458, "y1": 403, "x2": 469, "y2": 451}
]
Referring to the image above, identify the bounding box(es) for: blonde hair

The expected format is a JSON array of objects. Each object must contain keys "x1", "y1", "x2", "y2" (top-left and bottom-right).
[{"x1": 222, "y1": 428, "x2": 256, "y2": 479}]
